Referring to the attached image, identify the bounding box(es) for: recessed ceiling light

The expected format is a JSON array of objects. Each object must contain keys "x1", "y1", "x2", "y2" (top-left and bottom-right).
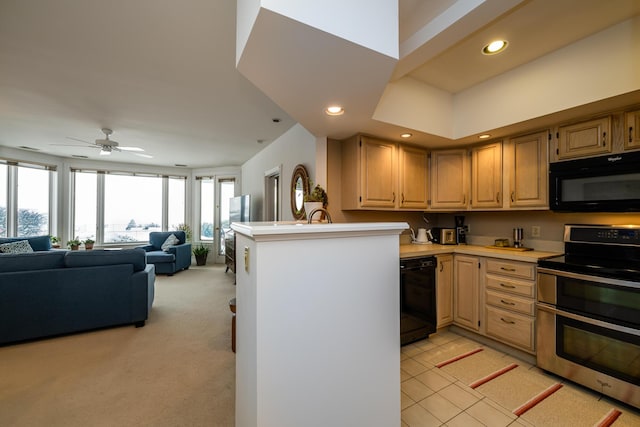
[
  {"x1": 479, "y1": 134, "x2": 491, "y2": 139},
  {"x1": 325, "y1": 106, "x2": 344, "y2": 116},
  {"x1": 482, "y1": 40, "x2": 508, "y2": 55},
  {"x1": 400, "y1": 133, "x2": 412, "y2": 138}
]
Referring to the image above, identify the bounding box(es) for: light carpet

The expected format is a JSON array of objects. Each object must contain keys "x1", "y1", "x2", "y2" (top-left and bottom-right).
[{"x1": 0, "y1": 264, "x2": 237, "y2": 427}]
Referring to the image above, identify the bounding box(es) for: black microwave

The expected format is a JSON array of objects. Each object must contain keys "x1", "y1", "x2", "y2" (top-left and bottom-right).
[{"x1": 549, "y1": 151, "x2": 640, "y2": 212}]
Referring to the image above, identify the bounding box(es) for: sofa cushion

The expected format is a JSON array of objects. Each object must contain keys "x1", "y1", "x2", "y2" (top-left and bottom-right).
[
  {"x1": 64, "y1": 248, "x2": 147, "y2": 272},
  {"x1": 0, "y1": 240, "x2": 34, "y2": 254},
  {"x1": 145, "y1": 250, "x2": 175, "y2": 264},
  {"x1": 161, "y1": 233, "x2": 179, "y2": 251},
  {"x1": 0, "y1": 235, "x2": 51, "y2": 251},
  {"x1": 0, "y1": 251, "x2": 66, "y2": 272}
]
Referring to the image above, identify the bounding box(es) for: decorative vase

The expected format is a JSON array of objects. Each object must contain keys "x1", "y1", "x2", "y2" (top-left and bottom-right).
[
  {"x1": 304, "y1": 202, "x2": 324, "y2": 222},
  {"x1": 195, "y1": 254, "x2": 208, "y2": 266}
]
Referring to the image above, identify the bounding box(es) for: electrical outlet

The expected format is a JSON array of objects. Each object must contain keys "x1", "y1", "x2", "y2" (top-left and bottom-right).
[{"x1": 531, "y1": 226, "x2": 541, "y2": 238}]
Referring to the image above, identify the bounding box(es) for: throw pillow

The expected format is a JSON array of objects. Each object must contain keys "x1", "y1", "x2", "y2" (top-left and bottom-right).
[
  {"x1": 0, "y1": 240, "x2": 34, "y2": 254},
  {"x1": 161, "y1": 234, "x2": 179, "y2": 252}
]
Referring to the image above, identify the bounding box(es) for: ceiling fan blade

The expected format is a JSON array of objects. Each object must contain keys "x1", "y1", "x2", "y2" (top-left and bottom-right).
[
  {"x1": 134, "y1": 153, "x2": 153, "y2": 159},
  {"x1": 50, "y1": 143, "x2": 99, "y2": 149},
  {"x1": 119, "y1": 146, "x2": 144, "y2": 152},
  {"x1": 66, "y1": 136, "x2": 94, "y2": 145}
]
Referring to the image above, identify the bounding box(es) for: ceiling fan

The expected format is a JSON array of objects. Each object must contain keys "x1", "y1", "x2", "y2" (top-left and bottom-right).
[{"x1": 54, "y1": 128, "x2": 152, "y2": 158}]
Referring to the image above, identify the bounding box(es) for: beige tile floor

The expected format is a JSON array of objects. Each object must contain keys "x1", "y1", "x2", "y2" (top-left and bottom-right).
[{"x1": 401, "y1": 330, "x2": 640, "y2": 427}]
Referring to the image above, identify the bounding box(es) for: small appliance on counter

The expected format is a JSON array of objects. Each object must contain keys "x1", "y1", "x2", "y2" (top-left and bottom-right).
[
  {"x1": 429, "y1": 227, "x2": 457, "y2": 245},
  {"x1": 513, "y1": 227, "x2": 524, "y2": 248},
  {"x1": 455, "y1": 215, "x2": 466, "y2": 244}
]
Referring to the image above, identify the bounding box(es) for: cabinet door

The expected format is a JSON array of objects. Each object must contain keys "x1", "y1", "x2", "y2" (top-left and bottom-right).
[
  {"x1": 625, "y1": 110, "x2": 640, "y2": 150},
  {"x1": 430, "y1": 149, "x2": 468, "y2": 209},
  {"x1": 557, "y1": 116, "x2": 611, "y2": 159},
  {"x1": 453, "y1": 255, "x2": 479, "y2": 331},
  {"x1": 471, "y1": 142, "x2": 502, "y2": 209},
  {"x1": 508, "y1": 131, "x2": 548, "y2": 208},
  {"x1": 436, "y1": 254, "x2": 453, "y2": 327},
  {"x1": 360, "y1": 136, "x2": 397, "y2": 208},
  {"x1": 398, "y1": 145, "x2": 428, "y2": 209}
]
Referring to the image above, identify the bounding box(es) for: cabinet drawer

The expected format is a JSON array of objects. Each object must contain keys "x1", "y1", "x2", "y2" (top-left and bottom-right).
[
  {"x1": 485, "y1": 289, "x2": 534, "y2": 316},
  {"x1": 486, "y1": 259, "x2": 535, "y2": 280},
  {"x1": 485, "y1": 274, "x2": 534, "y2": 298},
  {"x1": 485, "y1": 306, "x2": 535, "y2": 352}
]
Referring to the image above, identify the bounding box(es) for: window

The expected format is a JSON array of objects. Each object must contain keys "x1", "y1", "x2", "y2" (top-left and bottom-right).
[
  {"x1": 73, "y1": 172, "x2": 97, "y2": 241},
  {"x1": 0, "y1": 161, "x2": 54, "y2": 237},
  {"x1": 200, "y1": 178, "x2": 214, "y2": 240},
  {"x1": 72, "y1": 170, "x2": 187, "y2": 244},
  {"x1": 104, "y1": 174, "x2": 162, "y2": 243},
  {"x1": 0, "y1": 164, "x2": 6, "y2": 237},
  {"x1": 168, "y1": 177, "x2": 186, "y2": 231}
]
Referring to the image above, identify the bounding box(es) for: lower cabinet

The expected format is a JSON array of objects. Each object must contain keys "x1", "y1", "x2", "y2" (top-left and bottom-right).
[
  {"x1": 449, "y1": 254, "x2": 538, "y2": 354},
  {"x1": 436, "y1": 254, "x2": 453, "y2": 327},
  {"x1": 483, "y1": 258, "x2": 537, "y2": 354},
  {"x1": 453, "y1": 255, "x2": 480, "y2": 331}
]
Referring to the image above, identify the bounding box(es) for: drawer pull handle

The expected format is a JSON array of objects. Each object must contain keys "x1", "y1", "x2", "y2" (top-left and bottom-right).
[
  {"x1": 500, "y1": 317, "x2": 516, "y2": 325},
  {"x1": 499, "y1": 283, "x2": 516, "y2": 289},
  {"x1": 500, "y1": 267, "x2": 516, "y2": 272},
  {"x1": 500, "y1": 299, "x2": 516, "y2": 306}
]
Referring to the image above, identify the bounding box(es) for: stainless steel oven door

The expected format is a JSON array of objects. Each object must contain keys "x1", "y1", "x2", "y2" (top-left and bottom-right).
[
  {"x1": 537, "y1": 303, "x2": 640, "y2": 409},
  {"x1": 537, "y1": 268, "x2": 640, "y2": 328}
]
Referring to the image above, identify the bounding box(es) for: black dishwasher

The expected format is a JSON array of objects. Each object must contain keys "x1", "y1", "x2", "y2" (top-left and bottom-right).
[{"x1": 400, "y1": 256, "x2": 437, "y2": 345}]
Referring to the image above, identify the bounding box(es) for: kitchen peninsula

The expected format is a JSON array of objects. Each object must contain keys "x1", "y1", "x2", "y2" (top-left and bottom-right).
[{"x1": 231, "y1": 221, "x2": 409, "y2": 427}]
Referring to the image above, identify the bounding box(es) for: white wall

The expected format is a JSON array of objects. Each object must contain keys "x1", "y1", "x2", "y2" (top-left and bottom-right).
[{"x1": 241, "y1": 123, "x2": 317, "y2": 221}]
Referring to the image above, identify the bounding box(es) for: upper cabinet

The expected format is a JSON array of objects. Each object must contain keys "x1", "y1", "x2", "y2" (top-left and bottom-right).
[
  {"x1": 556, "y1": 116, "x2": 611, "y2": 160},
  {"x1": 470, "y1": 142, "x2": 502, "y2": 209},
  {"x1": 506, "y1": 131, "x2": 549, "y2": 208},
  {"x1": 398, "y1": 144, "x2": 429, "y2": 209},
  {"x1": 430, "y1": 149, "x2": 468, "y2": 210},
  {"x1": 341, "y1": 134, "x2": 428, "y2": 210},
  {"x1": 625, "y1": 109, "x2": 640, "y2": 150}
]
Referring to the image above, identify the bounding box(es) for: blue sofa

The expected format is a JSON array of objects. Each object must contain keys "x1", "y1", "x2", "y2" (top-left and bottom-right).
[
  {"x1": 0, "y1": 245, "x2": 155, "y2": 346},
  {"x1": 137, "y1": 231, "x2": 191, "y2": 275}
]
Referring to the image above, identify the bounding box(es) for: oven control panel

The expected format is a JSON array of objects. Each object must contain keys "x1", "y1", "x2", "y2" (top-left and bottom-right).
[{"x1": 566, "y1": 225, "x2": 640, "y2": 245}]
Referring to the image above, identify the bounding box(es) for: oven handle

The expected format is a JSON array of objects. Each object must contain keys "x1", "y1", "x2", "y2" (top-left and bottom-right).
[
  {"x1": 537, "y1": 302, "x2": 640, "y2": 337},
  {"x1": 537, "y1": 267, "x2": 640, "y2": 290}
]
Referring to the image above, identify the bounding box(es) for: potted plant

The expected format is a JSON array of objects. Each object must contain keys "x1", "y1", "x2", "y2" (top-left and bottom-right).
[
  {"x1": 67, "y1": 237, "x2": 81, "y2": 250},
  {"x1": 50, "y1": 236, "x2": 61, "y2": 249},
  {"x1": 193, "y1": 244, "x2": 210, "y2": 266},
  {"x1": 304, "y1": 183, "x2": 328, "y2": 222},
  {"x1": 176, "y1": 223, "x2": 193, "y2": 242},
  {"x1": 83, "y1": 238, "x2": 95, "y2": 250}
]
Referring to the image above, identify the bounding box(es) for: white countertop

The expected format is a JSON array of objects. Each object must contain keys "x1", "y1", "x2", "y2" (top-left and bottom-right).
[
  {"x1": 231, "y1": 221, "x2": 409, "y2": 239},
  {"x1": 400, "y1": 243, "x2": 562, "y2": 262}
]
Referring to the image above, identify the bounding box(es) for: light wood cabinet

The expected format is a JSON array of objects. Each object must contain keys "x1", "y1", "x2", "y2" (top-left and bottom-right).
[
  {"x1": 430, "y1": 149, "x2": 468, "y2": 210},
  {"x1": 470, "y1": 142, "x2": 502, "y2": 209},
  {"x1": 453, "y1": 255, "x2": 479, "y2": 331},
  {"x1": 625, "y1": 109, "x2": 640, "y2": 150},
  {"x1": 341, "y1": 134, "x2": 428, "y2": 210},
  {"x1": 483, "y1": 258, "x2": 536, "y2": 353},
  {"x1": 398, "y1": 145, "x2": 429, "y2": 209},
  {"x1": 557, "y1": 116, "x2": 611, "y2": 160},
  {"x1": 506, "y1": 131, "x2": 549, "y2": 208},
  {"x1": 436, "y1": 254, "x2": 453, "y2": 328}
]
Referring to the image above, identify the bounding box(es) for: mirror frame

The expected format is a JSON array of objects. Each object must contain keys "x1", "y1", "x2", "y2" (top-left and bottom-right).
[{"x1": 290, "y1": 164, "x2": 310, "y2": 220}]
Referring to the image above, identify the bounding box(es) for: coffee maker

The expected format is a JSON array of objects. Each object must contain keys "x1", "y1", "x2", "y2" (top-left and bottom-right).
[{"x1": 454, "y1": 215, "x2": 466, "y2": 244}]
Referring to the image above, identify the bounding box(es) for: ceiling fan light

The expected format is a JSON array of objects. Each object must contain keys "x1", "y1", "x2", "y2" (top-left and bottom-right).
[{"x1": 100, "y1": 148, "x2": 111, "y2": 156}]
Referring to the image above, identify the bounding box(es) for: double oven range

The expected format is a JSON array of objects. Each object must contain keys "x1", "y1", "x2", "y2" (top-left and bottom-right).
[{"x1": 537, "y1": 224, "x2": 640, "y2": 409}]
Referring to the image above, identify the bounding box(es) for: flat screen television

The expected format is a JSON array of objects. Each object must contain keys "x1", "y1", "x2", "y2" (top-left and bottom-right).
[{"x1": 229, "y1": 195, "x2": 251, "y2": 225}]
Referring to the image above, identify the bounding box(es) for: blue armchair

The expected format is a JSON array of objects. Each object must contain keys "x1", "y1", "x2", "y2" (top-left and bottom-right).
[{"x1": 138, "y1": 231, "x2": 191, "y2": 275}]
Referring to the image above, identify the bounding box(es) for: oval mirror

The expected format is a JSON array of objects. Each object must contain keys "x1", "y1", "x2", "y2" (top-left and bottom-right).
[{"x1": 290, "y1": 164, "x2": 310, "y2": 220}]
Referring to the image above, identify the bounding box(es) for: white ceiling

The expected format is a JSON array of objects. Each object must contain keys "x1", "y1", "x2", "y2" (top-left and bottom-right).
[{"x1": 0, "y1": 0, "x2": 639, "y2": 168}]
